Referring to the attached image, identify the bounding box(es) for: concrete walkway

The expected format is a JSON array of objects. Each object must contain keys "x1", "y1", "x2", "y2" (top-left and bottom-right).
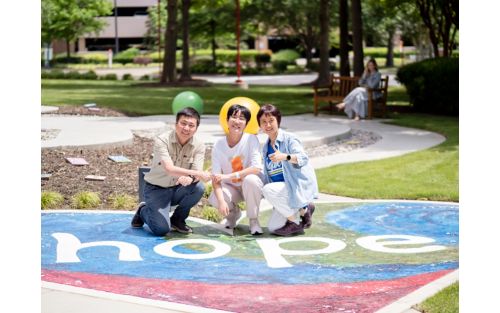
[{"x1": 41, "y1": 106, "x2": 449, "y2": 313}]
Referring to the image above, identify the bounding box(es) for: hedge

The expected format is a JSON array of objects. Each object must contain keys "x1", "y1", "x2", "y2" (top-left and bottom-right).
[{"x1": 397, "y1": 57, "x2": 458, "y2": 116}]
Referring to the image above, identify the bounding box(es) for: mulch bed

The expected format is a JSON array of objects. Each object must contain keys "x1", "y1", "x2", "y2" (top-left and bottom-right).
[{"x1": 42, "y1": 107, "x2": 153, "y2": 210}]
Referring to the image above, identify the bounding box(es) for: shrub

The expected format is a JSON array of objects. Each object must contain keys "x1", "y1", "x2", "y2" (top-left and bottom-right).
[
  {"x1": 201, "y1": 206, "x2": 223, "y2": 223},
  {"x1": 271, "y1": 49, "x2": 300, "y2": 64},
  {"x1": 80, "y1": 70, "x2": 98, "y2": 80},
  {"x1": 41, "y1": 70, "x2": 66, "y2": 79},
  {"x1": 397, "y1": 57, "x2": 458, "y2": 116},
  {"x1": 122, "y1": 73, "x2": 134, "y2": 80},
  {"x1": 100, "y1": 73, "x2": 118, "y2": 80},
  {"x1": 71, "y1": 191, "x2": 101, "y2": 209},
  {"x1": 81, "y1": 52, "x2": 108, "y2": 64},
  {"x1": 203, "y1": 183, "x2": 213, "y2": 199},
  {"x1": 255, "y1": 53, "x2": 271, "y2": 64},
  {"x1": 108, "y1": 193, "x2": 137, "y2": 210},
  {"x1": 191, "y1": 59, "x2": 219, "y2": 74},
  {"x1": 114, "y1": 48, "x2": 141, "y2": 65},
  {"x1": 139, "y1": 74, "x2": 151, "y2": 81},
  {"x1": 272, "y1": 60, "x2": 289, "y2": 72},
  {"x1": 41, "y1": 191, "x2": 64, "y2": 210}
]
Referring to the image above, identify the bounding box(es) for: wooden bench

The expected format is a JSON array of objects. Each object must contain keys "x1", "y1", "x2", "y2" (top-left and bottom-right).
[{"x1": 313, "y1": 75, "x2": 389, "y2": 119}]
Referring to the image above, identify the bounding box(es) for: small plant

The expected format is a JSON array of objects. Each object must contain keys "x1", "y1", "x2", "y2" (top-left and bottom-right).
[
  {"x1": 100, "y1": 73, "x2": 118, "y2": 80},
  {"x1": 237, "y1": 201, "x2": 246, "y2": 211},
  {"x1": 203, "y1": 182, "x2": 213, "y2": 199},
  {"x1": 201, "y1": 205, "x2": 223, "y2": 223},
  {"x1": 71, "y1": 191, "x2": 101, "y2": 209},
  {"x1": 139, "y1": 74, "x2": 151, "y2": 81},
  {"x1": 108, "y1": 193, "x2": 137, "y2": 210},
  {"x1": 122, "y1": 73, "x2": 133, "y2": 80},
  {"x1": 41, "y1": 191, "x2": 64, "y2": 210}
]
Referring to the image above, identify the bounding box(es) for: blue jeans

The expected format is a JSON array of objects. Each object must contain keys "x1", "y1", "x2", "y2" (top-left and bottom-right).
[{"x1": 140, "y1": 181, "x2": 205, "y2": 236}]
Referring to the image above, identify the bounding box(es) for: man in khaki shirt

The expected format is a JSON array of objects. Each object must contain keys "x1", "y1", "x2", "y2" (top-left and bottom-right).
[{"x1": 131, "y1": 107, "x2": 211, "y2": 236}]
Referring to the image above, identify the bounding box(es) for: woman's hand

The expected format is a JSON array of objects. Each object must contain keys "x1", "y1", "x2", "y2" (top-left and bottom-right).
[
  {"x1": 197, "y1": 171, "x2": 212, "y2": 182},
  {"x1": 269, "y1": 151, "x2": 287, "y2": 163},
  {"x1": 218, "y1": 200, "x2": 230, "y2": 217},
  {"x1": 211, "y1": 173, "x2": 231, "y2": 184}
]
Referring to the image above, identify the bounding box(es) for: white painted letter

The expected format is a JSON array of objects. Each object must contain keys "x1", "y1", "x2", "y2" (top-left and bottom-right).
[
  {"x1": 154, "y1": 239, "x2": 231, "y2": 260},
  {"x1": 256, "y1": 237, "x2": 346, "y2": 268},
  {"x1": 356, "y1": 235, "x2": 446, "y2": 254},
  {"x1": 52, "y1": 233, "x2": 143, "y2": 263}
]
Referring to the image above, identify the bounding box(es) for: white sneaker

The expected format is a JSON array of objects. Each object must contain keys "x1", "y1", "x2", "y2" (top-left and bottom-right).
[
  {"x1": 224, "y1": 211, "x2": 242, "y2": 229},
  {"x1": 249, "y1": 218, "x2": 263, "y2": 235}
]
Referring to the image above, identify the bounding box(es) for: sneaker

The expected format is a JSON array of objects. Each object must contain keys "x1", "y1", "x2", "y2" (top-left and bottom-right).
[
  {"x1": 224, "y1": 211, "x2": 242, "y2": 229},
  {"x1": 249, "y1": 218, "x2": 263, "y2": 235},
  {"x1": 273, "y1": 220, "x2": 304, "y2": 236},
  {"x1": 131, "y1": 202, "x2": 146, "y2": 228},
  {"x1": 301, "y1": 202, "x2": 316, "y2": 229},
  {"x1": 171, "y1": 221, "x2": 193, "y2": 234}
]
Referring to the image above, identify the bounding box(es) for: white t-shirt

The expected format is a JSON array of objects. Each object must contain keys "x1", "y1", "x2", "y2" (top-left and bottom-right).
[{"x1": 211, "y1": 133, "x2": 263, "y2": 187}]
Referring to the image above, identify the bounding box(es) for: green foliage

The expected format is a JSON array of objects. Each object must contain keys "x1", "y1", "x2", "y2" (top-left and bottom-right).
[
  {"x1": 108, "y1": 194, "x2": 137, "y2": 210},
  {"x1": 201, "y1": 206, "x2": 223, "y2": 223},
  {"x1": 397, "y1": 58, "x2": 458, "y2": 116},
  {"x1": 416, "y1": 282, "x2": 458, "y2": 313},
  {"x1": 202, "y1": 183, "x2": 213, "y2": 199},
  {"x1": 122, "y1": 73, "x2": 134, "y2": 81},
  {"x1": 191, "y1": 59, "x2": 219, "y2": 74},
  {"x1": 42, "y1": 0, "x2": 113, "y2": 46},
  {"x1": 71, "y1": 191, "x2": 101, "y2": 209},
  {"x1": 100, "y1": 73, "x2": 118, "y2": 80},
  {"x1": 80, "y1": 52, "x2": 108, "y2": 64},
  {"x1": 113, "y1": 48, "x2": 141, "y2": 65},
  {"x1": 41, "y1": 191, "x2": 64, "y2": 210},
  {"x1": 41, "y1": 70, "x2": 98, "y2": 80},
  {"x1": 139, "y1": 74, "x2": 151, "y2": 81},
  {"x1": 271, "y1": 49, "x2": 300, "y2": 63},
  {"x1": 271, "y1": 60, "x2": 289, "y2": 72}
]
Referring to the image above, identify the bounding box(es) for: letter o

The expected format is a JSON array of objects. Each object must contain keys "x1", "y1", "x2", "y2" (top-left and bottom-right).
[{"x1": 154, "y1": 239, "x2": 231, "y2": 260}]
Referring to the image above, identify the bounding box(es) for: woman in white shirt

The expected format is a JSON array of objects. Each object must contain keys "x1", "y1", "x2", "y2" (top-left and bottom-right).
[{"x1": 209, "y1": 104, "x2": 265, "y2": 235}]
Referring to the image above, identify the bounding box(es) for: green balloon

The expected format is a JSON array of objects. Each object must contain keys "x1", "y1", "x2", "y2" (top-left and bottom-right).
[{"x1": 171, "y1": 91, "x2": 204, "y2": 115}]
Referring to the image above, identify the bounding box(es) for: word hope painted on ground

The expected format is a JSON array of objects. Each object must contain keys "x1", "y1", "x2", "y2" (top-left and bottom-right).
[
  {"x1": 53, "y1": 232, "x2": 446, "y2": 268},
  {"x1": 41, "y1": 202, "x2": 458, "y2": 313}
]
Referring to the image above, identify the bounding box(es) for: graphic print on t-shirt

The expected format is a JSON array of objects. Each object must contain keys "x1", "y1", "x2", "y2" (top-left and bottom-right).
[
  {"x1": 231, "y1": 155, "x2": 244, "y2": 183},
  {"x1": 265, "y1": 142, "x2": 284, "y2": 182}
]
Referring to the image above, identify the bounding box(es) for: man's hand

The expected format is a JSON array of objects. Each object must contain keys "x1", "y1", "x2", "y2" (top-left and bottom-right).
[
  {"x1": 176, "y1": 175, "x2": 193, "y2": 186},
  {"x1": 211, "y1": 173, "x2": 231, "y2": 184},
  {"x1": 197, "y1": 171, "x2": 212, "y2": 182}
]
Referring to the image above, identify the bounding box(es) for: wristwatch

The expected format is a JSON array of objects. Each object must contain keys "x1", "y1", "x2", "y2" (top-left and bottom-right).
[
  {"x1": 188, "y1": 175, "x2": 196, "y2": 182},
  {"x1": 286, "y1": 154, "x2": 291, "y2": 161}
]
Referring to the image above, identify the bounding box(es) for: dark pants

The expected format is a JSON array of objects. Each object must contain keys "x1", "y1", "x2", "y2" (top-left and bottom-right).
[{"x1": 140, "y1": 181, "x2": 205, "y2": 236}]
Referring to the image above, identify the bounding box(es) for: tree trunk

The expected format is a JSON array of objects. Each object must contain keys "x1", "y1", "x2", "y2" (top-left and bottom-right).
[
  {"x1": 351, "y1": 0, "x2": 364, "y2": 76},
  {"x1": 316, "y1": 0, "x2": 330, "y2": 86},
  {"x1": 161, "y1": 0, "x2": 178, "y2": 83},
  {"x1": 210, "y1": 19, "x2": 216, "y2": 70},
  {"x1": 417, "y1": 0, "x2": 441, "y2": 58},
  {"x1": 180, "y1": 0, "x2": 191, "y2": 81},
  {"x1": 66, "y1": 40, "x2": 71, "y2": 59},
  {"x1": 339, "y1": 0, "x2": 350, "y2": 76},
  {"x1": 385, "y1": 28, "x2": 394, "y2": 67}
]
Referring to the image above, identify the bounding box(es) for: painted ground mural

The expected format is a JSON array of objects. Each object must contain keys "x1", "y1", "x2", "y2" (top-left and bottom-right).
[{"x1": 41, "y1": 201, "x2": 458, "y2": 312}]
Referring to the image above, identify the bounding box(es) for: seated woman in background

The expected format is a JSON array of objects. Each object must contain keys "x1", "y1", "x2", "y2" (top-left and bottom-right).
[
  {"x1": 336, "y1": 58, "x2": 381, "y2": 121},
  {"x1": 257, "y1": 104, "x2": 318, "y2": 236}
]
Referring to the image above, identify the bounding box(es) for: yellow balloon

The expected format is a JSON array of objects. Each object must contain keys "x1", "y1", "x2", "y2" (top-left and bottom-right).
[{"x1": 219, "y1": 97, "x2": 260, "y2": 134}]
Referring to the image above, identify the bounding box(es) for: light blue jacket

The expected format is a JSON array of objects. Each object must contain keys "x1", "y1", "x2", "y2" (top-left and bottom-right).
[{"x1": 262, "y1": 129, "x2": 318, "y2": 209}]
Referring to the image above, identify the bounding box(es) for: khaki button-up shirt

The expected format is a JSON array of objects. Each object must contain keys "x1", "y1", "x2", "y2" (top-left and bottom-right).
[{"x1": 144, "y1": 130, "x2": 205, "y2": 188}]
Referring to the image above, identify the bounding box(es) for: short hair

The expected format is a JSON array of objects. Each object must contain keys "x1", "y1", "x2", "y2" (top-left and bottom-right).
[
  {"x1": 176, "y1": 107, "x2": 201, "y2": 126},
  {"x1": 257, "y1": 104, "x2": 281, "y2": 127},
  {"x1": 227, "y1": 104, "x2": 251, "y2": 126}
]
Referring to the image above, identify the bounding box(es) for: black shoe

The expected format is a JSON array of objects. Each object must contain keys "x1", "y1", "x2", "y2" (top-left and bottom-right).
[
  {"x1": 131, "y1": 202, "x2": 146, "y2": 228},
  {"x1": 273, "y1": 220, "x2": 304, "y2": 236},
  {"x1": 171, "y1": 221, "x2": 193, "y2": 234},
  {"x1": 301, "y1": 202, "x2": 316, "y2": 229}
]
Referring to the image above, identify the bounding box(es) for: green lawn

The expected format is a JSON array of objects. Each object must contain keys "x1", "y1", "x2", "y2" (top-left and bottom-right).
[
  {"x1": 41, "y1": 79, "x2": 314, "y2": 115},
  {"x1": 415, "y1": 282, "x2": 459, "y2": 313},
  {"x1": 316, "y1": 113, "x2": 458, "y2": 202}
]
